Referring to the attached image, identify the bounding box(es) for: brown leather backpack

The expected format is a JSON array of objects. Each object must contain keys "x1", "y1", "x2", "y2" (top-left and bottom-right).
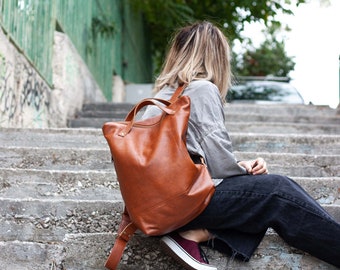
[{"x1": 102, "y1": 85, "x2": 215, "y2": 269}]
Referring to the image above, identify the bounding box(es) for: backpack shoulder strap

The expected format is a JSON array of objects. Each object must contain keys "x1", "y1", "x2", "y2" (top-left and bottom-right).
[
  {"x1": 169, "y1": 84, "x2": 187, "y2": 103},
  {"x1": 105, "y1": 209, "x2": 137, "y2": 270}
]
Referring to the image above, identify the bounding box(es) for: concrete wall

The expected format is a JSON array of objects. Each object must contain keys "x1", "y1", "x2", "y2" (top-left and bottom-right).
[
  {"x1": 52, "y1": 31, "x2": 106, "y2": 127},
  {"x1": 0, "y1": 27, "x2": 52, "y2": 128},
  {"x1": 0, "y1": 28, "x2": 106, "y2": 128}
]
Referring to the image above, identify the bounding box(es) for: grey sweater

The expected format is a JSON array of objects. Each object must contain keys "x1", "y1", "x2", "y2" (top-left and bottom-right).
[{"x1": 142, "y1": 80, "x2": 247, "y2": 186}]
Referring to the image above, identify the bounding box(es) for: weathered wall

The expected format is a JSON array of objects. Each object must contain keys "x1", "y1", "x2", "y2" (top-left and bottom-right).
[
  {"x1": 0, "y1": 28, "x2": 105, "y2": 128},
  {"x1": 0, "y1": 27, "x2": 53, "y2": 128},
  {"x1": 52, "y1": 31, "x2": 105, "y2": 127}
]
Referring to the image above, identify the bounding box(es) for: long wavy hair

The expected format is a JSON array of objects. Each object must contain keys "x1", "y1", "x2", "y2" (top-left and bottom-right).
[{"x1": 154, "y1": 21, "x2": 232, "y2": 100}]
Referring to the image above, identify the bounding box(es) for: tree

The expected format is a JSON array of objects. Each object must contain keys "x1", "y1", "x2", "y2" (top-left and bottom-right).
[
  {"x1": 128, "y1": 0, "x2": 305, "y2": 74},
  {"x1": 233, "y1": 23, "x2": 296, "y2": 77}
]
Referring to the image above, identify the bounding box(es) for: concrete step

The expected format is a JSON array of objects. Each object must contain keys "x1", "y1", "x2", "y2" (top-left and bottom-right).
[
  {"x1": 230, "y1": 133, "x2": 340, "y2": 155},
  {"x1": 68, "y1": 103, "x2": 339, "y2": 129},
  {"x1": 235, "y1": 151, "x2": 340, "y2": 177},
  {"x1": 69, "y1": 117, "x2": 340, "y2": 134},
  {"x1": 0, "y1": 240, "x2": 65, "y2": 270},
  {"x1": 1, "y1": 147, "x2": 339, "y2": 177},
  {"x1": 68, "y1": 113, "x2": 340, "y2": 129},
  {"x1": 0, "y1": 232, "x2": 338, "y2": 270},
  {"x1": 0, "y1": 147, "x2": 113, "y2": 171},
  {"x1": 80, "y1": 103, "x2": 337, "y2": 117},
  {"x1": 77, "y1": 105, "x2": 338, "y2": 119},
  {"x1": 0, "y1": 145, "x2": 339, "y2": 177},
  {"x1": 224, "y1": 103, "x2": 337, "y2": 116},
  {"x1": 82, "y1": 102, "x2": 134, "y2": 112},
  {"x1": 0, "y1": 168, "x2": 119, "y2": 200},
  {"x1": 227, "y1": 113, "x2": 340, "y2": 125},
  {"x1": 0, "y1": 127, "x2": 106, "y2": 149},
  {"x1": 68, "y1": 117, "x2": 118, "y2": 128},
  {"x1": 0, "y1": 175, "x2": 118, "y2": 201},
  {"x1": 2, "y1": 196, "x2": 338, "y2": 243},
  {"x1": 226, "y1": 121, "x2": 340, "y2": 134},
  {"x1": 1, "y1": 168, "x2": 339, "y2": 206},
  {"x1": 0, "y1": 197, "x2": 123, "y2": 242},
  {"x1": 77, "y1": 110, "x2": 131, "y2": 119},
  {"x1": 2, "y1": 128, "x2": 339, "y2": 154}
]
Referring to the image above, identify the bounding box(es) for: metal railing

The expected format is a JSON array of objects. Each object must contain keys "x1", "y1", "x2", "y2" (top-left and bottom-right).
[{"x1": 0, "y1": 0, "x2": 54, "y2": 84}]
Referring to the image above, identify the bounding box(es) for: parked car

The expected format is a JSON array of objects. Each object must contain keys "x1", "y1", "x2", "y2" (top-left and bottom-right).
[{"x1": 227, "y1": 79, "x2": 305, "y2": 104}]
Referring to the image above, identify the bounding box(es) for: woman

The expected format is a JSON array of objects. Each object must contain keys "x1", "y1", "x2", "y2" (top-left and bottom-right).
[{"x1": 142, "y1": 21, "x2": 340, "y2": 270}]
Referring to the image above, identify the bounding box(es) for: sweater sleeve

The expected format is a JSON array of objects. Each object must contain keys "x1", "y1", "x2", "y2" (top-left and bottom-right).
[{"x1": 185, "y1": 81, "x2": 247, "y2": 178}]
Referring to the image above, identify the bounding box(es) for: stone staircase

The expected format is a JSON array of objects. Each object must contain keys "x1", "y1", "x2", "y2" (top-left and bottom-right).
[{"x1": 1, "y1": 102, "x2": 340, "y2": 270}]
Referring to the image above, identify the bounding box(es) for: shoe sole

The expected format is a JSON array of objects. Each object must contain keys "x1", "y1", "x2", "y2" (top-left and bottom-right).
[{"x1": 160, "y1": 236, "x2": 217, "y2": 270}]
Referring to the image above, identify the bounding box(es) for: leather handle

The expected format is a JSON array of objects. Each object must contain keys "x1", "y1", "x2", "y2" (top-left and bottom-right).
[
  {"x1": 119, "y1": 99, "x2": 175, "y2": 137},
  {"x1": 120, "y1": 84, "x2": 187, "y2": 137},
  {"x1": 125, "y1": 98, "x2": 174, "y2": 122}
]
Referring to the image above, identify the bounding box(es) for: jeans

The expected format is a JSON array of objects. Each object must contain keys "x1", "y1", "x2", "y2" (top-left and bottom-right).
[{"x1": 180, "y1": 174, "x2": 340, "y2": 267}]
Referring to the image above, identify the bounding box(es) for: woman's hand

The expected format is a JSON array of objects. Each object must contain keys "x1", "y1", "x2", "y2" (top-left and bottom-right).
[{"x1": 238, "y1": 158, "x2": 268, "y2": 175}]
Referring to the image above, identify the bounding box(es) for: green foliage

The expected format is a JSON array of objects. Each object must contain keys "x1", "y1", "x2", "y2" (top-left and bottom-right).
[
  {"x1": 233, "y1": 23, "x2": 296, "y2": 77},
  {"x1": 128, "y1": 0, "x2": 305, "y2": 75},
  {"x1": 233, "y1": 39, "x2": 295, "y2": 77}
]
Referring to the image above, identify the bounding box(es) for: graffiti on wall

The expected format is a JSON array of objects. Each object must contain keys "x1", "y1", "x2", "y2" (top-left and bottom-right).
[
  {"x1": 20, "y1": 62, "x2": 50, "y2": 113},
  {"x1": 0, "y1": 53, "x2": 16, "y2": 122},
  {"x1": 0, "y1": 51, "x2": 51, "y2": 127}
]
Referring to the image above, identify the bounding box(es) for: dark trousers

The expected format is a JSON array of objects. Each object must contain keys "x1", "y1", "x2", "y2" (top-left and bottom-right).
[{"x1": 180, "y1": 174, "x2": 340, "y2": 267}]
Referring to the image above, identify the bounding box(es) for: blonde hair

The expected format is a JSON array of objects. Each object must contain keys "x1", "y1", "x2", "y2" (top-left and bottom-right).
[{"x1": 154, "y1": 21, "x2": 232, "y2": 100}]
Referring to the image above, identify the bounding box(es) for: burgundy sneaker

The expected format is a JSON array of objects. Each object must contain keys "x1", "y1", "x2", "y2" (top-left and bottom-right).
[{"x1": 160, "y1": 233, "x2": 217, "y2": 270}]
